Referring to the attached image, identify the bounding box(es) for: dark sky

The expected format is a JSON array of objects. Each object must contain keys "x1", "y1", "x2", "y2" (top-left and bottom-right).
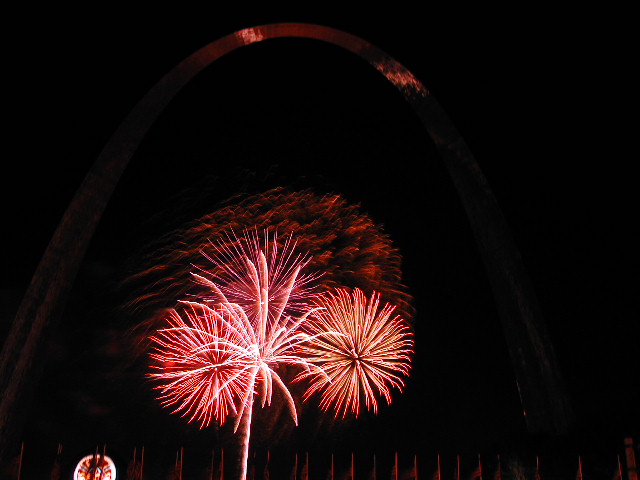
[{"x1": 2, "y1": 6, "x2": 637, "y2": 479}]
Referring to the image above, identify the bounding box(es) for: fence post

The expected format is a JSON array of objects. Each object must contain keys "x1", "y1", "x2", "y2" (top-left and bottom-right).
[{"x1": 625, "y1": 438, "x2": 638, "y2": 480}]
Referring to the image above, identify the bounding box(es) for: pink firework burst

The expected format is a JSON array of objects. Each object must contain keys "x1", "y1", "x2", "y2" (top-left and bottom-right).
[
  {"x1": 298, "y1": 288, "x2": 414, "y2": 418},
  {"x1": 193, "y1": 229, "x2": 320, "y2": 320}
]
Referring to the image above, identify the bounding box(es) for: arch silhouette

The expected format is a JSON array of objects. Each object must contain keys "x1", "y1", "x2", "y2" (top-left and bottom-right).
[{"x1": 0, "y1": 23, "x2": 572, "y2": 462}]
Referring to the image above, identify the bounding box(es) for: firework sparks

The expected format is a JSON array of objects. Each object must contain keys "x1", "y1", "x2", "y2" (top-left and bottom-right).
[
  {"x1": 193, "y1": 229, "x2": 319, "y2": 320},
  {"x1": 298, "y1": 288, "x2": 414, "y2": 418}
]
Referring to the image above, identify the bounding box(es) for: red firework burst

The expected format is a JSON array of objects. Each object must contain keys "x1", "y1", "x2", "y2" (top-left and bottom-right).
[
  {"x1": 149, "y1": 302, "x2": 254, "y2": 427},
  {"x1": 297, "y1": 288, "x2": 414, "y2": 418},
  {"x1": 149, "y1": 298, "x2": 328, "y2": 430}
]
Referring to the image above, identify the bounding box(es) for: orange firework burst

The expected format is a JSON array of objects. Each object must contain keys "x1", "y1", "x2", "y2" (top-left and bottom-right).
[{"x1": 298, "y1": 288, "x2": 414, "y2": 418}]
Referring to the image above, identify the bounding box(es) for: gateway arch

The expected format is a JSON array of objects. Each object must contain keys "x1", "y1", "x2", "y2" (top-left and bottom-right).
[{"x1": 0, "y1": 23, "x2": 573, "y2": 461}]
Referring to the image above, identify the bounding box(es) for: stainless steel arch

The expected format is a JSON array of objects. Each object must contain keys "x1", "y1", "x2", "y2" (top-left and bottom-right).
[{"x1": 0, "y1": 23, "x2": 573, "y2": 462}]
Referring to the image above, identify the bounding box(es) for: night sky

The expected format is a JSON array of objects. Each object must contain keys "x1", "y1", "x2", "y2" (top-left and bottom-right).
[{"x1": 2, "y1": 7, "x2": 637, "y2": 479}]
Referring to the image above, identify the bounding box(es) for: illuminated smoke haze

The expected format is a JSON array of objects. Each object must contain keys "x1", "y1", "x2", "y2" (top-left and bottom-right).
[{"x1": 123, "y1": 187, "x2": 414, "y2": 341}]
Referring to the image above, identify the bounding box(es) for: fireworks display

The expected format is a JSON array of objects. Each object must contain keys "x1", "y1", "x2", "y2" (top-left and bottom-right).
[
  {"x1": 298, "y1": 288, "x2": 414, "y2": 418},
  {"x1": 8, "y1": 17, "x2": 635, "y2": 480},
  {"x1": 148, "y1": 227, "x2": 414, "y2": 426}
]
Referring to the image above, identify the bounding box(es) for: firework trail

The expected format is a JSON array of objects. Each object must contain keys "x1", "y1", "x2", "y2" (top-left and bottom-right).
[
  {"x1": 148, "y1": 231, "x2": 330, "y2": 479},
  {"x1": 297, "y1": 288, "x2": 414, "y2": 418}
]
